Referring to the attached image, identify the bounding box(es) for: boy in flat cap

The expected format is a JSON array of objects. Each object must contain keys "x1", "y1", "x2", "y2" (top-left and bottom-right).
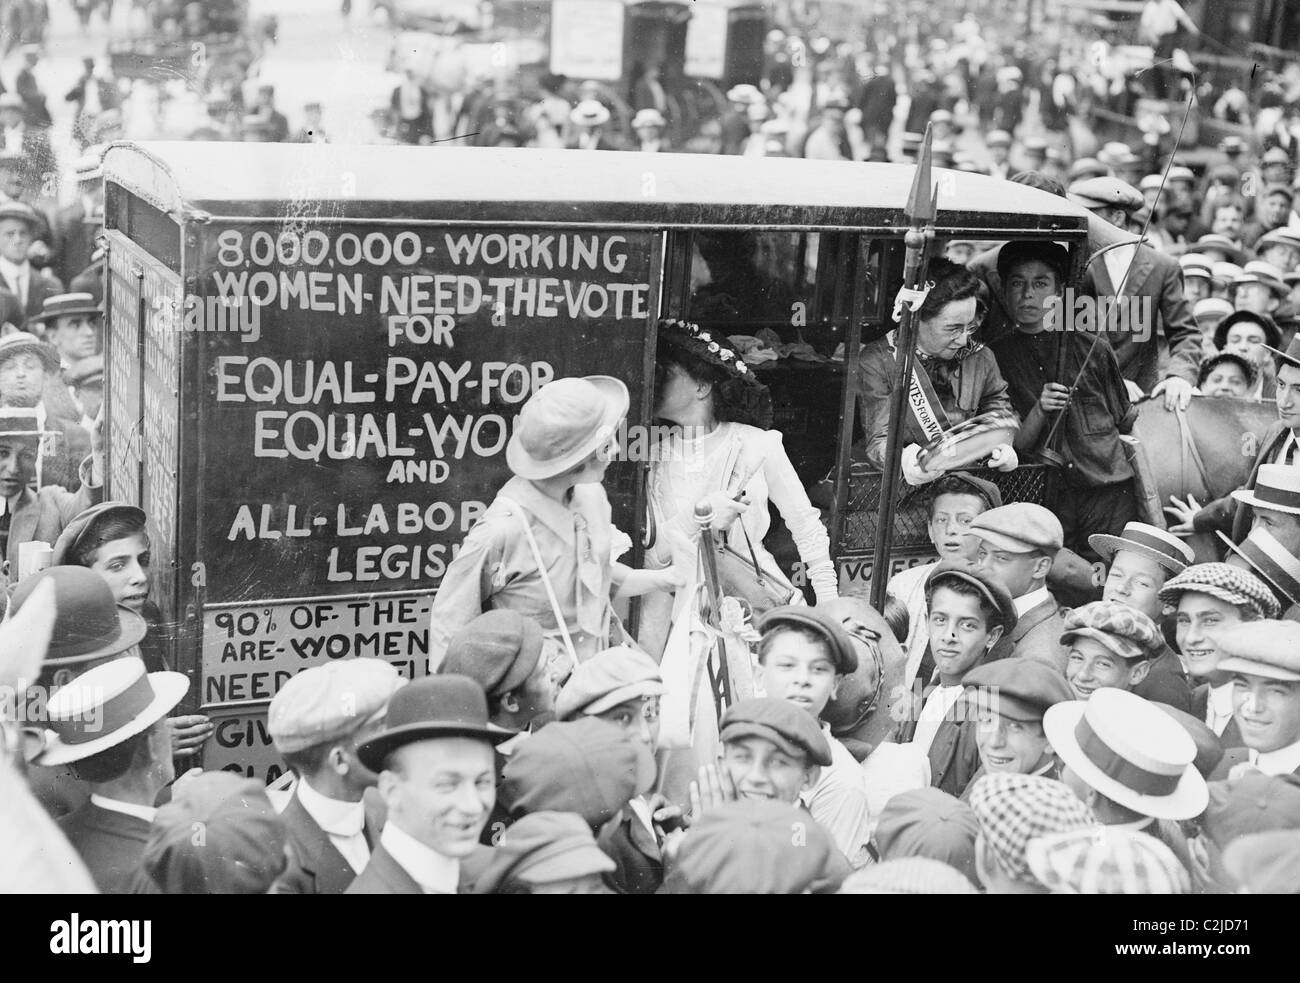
[
  {"x1": 474, "y1": 811, "x2": 615, "y2": 894},
  {"x1": 268, "y1": 659, "x2": 404, "y2": 894},
  {"x1": 1061, "y1": 600, "x2": 1164, "y2": 700},
  {"x1": 872, "y1": 787, "x2": 980, "y2": 886},
  {"x1": 885, "y1": 471, "x2": 1000, "y2": 692},
  {"x1": 960, "y1": 657, "x2": 1074, "y2": 791},
  {"x1": 894, "y1": 564, "x2": 1017, "y2": 799},
  {"x1": 554, "y1": 646, "x2": 672, "y2": 893},
  {"x1": 1092, "y1": 521, "x2": 1197, "y2": 711},
  {"x1": 754, "y1": 606, "x2": 872, "y2": 866},
  {"x1": 969, "y1": 503, "x2": 1069, "y2": 671},
  {"x1": 1212, "y1": 621, "x2": 1300, "y2": 778},
  {"x1": 348, "y1": 675, "x2": 512, "y2": 894},
  {"x1": 992, "y1": 241, "x2": 1140, "y2": 555},
  {"x1": 1159, "y1": 563, "x2": 1279, "y2": 748}
]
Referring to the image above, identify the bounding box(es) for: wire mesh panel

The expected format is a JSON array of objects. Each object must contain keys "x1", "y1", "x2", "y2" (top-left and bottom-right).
[{"x1": 837, "y1": 464, "x2": 1052, "y2": 555}]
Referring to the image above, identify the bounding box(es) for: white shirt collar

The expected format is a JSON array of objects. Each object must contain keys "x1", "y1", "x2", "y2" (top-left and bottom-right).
[
  {"x1": 380, "y1": 822, "x2": 460, "y2": 894},
  {"x1": 90, "y1": 793, "x2": 157, "y2": 823},
  {"x1": 296, "y1": 777, "x2": 365, "y2": 837},
  {"x1": 1253, "y1": 738, "x2": 1300, "y2": 777},
  {"x1": 0, "y1": 255, "x2": 30, "y2": 284},
  {"x1": 1014, "y1": 585, "x2": 1052, "y2": 616},
  {"x1": 1106, "y1": 815, "x2": 1155, "y2": 832}
]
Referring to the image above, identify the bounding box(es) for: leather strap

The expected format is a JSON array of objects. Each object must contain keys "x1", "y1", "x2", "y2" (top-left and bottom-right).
[{"x1": 497, "y1": 496, "x2": 579, "y2": 665}]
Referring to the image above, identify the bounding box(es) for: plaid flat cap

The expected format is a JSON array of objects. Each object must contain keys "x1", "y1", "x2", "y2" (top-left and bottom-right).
[
  {"x1": 1157, "y1": 563, "x2": 1280, "y2": 620},
  {"x1": 1059, "y1": 600, "x2": 1163, "y2": 662},
  {"x1": 968, "y1": 773, "x2": 1096, "y2": 883},
  {"x1": 1024, "y1": 827, "x2": 1191, "y2": 894},
  {"x1": 839, "y1": 857, "x2": 978, "y2": 895}
]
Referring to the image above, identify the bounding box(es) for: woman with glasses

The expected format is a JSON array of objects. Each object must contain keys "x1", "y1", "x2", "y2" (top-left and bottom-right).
[{"x1": 856, "y1": 259, "x2": 1018, "y2": 484}]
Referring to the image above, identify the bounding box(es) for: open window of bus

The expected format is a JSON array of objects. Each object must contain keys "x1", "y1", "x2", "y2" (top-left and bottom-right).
[{"x1": 655, "y1": 228, "x2": 882, "y2": 591}]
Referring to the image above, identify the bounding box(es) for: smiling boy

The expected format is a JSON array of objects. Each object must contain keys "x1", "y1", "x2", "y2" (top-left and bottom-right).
[
  {"x1": 894, "y1": 564, "x2": 1017, "y2": 797},
  {"x1": 1211, "y1": 621, "x2": 1300, "y2": 778},
  {"x1": 755, "y1": 606, "x2": 871, "y2": 866},
  {"x1": 1061, "y1": 600, "x2": 1163, "y2": 700}
]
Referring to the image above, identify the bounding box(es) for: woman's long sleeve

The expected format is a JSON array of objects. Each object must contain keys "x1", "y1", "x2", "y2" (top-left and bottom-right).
[{"x1": 762, "y1": 430, "x2": 838, "y2": 602}]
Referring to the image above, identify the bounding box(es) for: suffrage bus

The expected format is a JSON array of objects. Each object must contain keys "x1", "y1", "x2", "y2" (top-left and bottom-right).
[{"x1": 100, "y1": 142, "x2": 1089, "y2": 780}]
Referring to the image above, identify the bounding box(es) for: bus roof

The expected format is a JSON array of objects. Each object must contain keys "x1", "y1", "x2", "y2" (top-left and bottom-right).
[{"x1": 103, "y1": 141, "x2": 1091, "y2": 234}]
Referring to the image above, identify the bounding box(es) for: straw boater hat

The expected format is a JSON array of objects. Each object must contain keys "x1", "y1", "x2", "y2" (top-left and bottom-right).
[
  {"x1": 1089, "y1": 521, "x2": 1194, "y2": 576},
  {"x1": 1218, "y1": 528, "x2": 1300, "y2": 610},
  {"x1": 505, "y1": 375, "x2": 628, "y2": 480},
  {"x1": 27, "y1": 293, "x2": 102, "y2": 328},
  {"x1": 1233, "y1": 260, "x2": 1289, "y2": 299},
  {"x1": 0, "y1": 331, "x2": 61, "y2": 371},
  {"x1": 632, "y1": 108, "x2": 665, "y2": 131},
  {"x1": 0, "y1": 200, "x2": 41, "y2": 231},
  {"x1": 1043, "y1": 688, "x2": 1208, "y2": 821},
  {"x1": 1230, "y1": 463, "x2": 1300, "y2": 516},
  {"x1": 569, "y1": 100, "x2": 611, "y2": 128},
  {"x1": 33, "y1": 655, "x2": 188, "y2": 766},
  {"x1": 1195, "y1": 235, "x2": 1245, "y2": 264}
]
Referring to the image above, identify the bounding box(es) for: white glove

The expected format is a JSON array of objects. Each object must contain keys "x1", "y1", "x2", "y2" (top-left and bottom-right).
[
  {"x1": 901, "y1": 443, "x2": 937, "y2": 486},
  {"x1": 987, "y1": 443, "x2": 1019, "y2": 472}
]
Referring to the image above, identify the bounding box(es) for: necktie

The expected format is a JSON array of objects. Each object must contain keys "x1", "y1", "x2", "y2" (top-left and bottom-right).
[{"x1": 16, "y1": 271, "x2": 26, "y2": 309}]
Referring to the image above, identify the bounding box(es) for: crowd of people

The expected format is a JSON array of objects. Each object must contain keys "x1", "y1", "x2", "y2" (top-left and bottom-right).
[{"x1": 2, "y1": 0, "x2": 1300, "y2": 897}]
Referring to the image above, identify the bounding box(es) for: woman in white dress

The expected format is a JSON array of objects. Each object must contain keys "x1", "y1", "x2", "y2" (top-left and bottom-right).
[{"x1": 638, "y1": 319, "x2": 839, "y2": 659}]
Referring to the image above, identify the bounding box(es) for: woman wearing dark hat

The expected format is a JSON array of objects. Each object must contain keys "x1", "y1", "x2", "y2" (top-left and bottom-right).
[
  {"x1": 1214, "y1": 309, "x2": 1280, "y2": 399},
  {"x1": 637, "y1": 319, "x2": 837, "y2": 657},
  {"x1": 857, "y1": 259, "x2": 1018, "y2": 484},
  {"x1": 429, "y1": 376, "x2": 676, "y2": 671},
  {"x1": 51, "y1": 502, "x2": 214, "y2": 755}
]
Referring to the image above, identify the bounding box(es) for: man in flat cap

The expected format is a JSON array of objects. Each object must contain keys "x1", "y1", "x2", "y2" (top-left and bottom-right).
[
  {"x1": 1187, "y1": 773, "x2": 1300, "y2": 893},
  {"x1": 1211, "y1": 621, "x2": 1300, "y2": 778},
  {"x1": 1158, "y1": 562, "x2": 1279, "y2": 748},
  {"x1": 348, "y1": 675, "x2": 511, "y2": 893},
  {"x1": 1092, "y1": 521, "x2": 1197, "y2": 711},
  {"x1": 1069, "y1": 175, "x2": 1203, "y2": 412},
  {"x1": 269, "y1": 658, "x2": 405, "y2": 894},
  {"x1": 969, "y1": 503, "x2": 1069, "y2": 671},
  {"x1": 554, "y1": 645, "x2": 672, "y2": 892},
  {"x1": 699, "y1": 696, "x2": 832, "y2": 813},
  {"x1": 1061, "y1": 600, "x2": 1164, "y2": 700},
  {"x1": 873, "y1": 787, "x2": 980, "y2": 886},
  {"x1": 755, "y1": 606, "x2": 871, "y2": 866},
  {"x1": 960, "y1": 657, "x2": 1074, "y2": 791},
  {"x1": 894, "y1": 564, "x2": 1017, "y2": 799},
  {"x1": 886, "y1": 471, "x2": 1000, "y2": 694}
]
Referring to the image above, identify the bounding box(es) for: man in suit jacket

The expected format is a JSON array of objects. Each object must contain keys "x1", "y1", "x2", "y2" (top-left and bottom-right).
[
  {"x1": 894, "y1": 565, "x2": 1017, "y2": 798},
  {"x1": 1159, "y1": 562, "x2": 1281, "y2": 750},
  {"x1": 0, "y1": 93, "x2": 53, "y2": 178},
  {"x1": 1187, "y1": 772, "x2": 1300, "y2": 893},
  {"x1": 267, "y1": 659, "x2": 404, "y2": 894},
  {"x1": 1068, "y1": 177, "x2": 1203, "y2": 408},
  {"x1": 0, "y1": 201, "x2": 62, "y2": 324},
  {"x1": 969, "y1": 503, "x2": 1069, "y2": 672},
  {"x1": 1178, "y1": 339, "x2": 1300, "y2": 545},
  {"x1": 1209, "y1": 620, "x2": 1300, "y2": 779},
  {"x1": 347, "y1": 675, "x2": 511, "y2": 893},
  {"x1": 33, "y1": 656, "x2": 190, "y2": 893},
  {"x1": 1090, "y1": 522, "x2": 1198, "y2": 712},
  {"x1": 50, "y1": 152, "x2": 103, "y2": 287}
]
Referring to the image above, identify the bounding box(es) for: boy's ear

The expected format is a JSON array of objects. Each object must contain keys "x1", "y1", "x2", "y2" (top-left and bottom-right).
[{"x1": 1129, "y1": 659, "x2": 1152, "y2": 686}]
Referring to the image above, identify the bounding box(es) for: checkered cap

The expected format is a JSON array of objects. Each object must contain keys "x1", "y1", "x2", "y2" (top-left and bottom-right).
[
  {"x1": 1157, "y1": 563, "x2": 1280, "y2": 620},
  {"x1": 968, "y1": 773, "x2": 1096, "y2": 882},
  {"x1": 839, "y1": 857, "x2": 978, "y2": 895},
  {"x1": 1024, "y1": 827, "x2": 1191, "y2": 894},
  {"x1": 1060, "y1": 600, "x2": 1163, "y2": 661}
]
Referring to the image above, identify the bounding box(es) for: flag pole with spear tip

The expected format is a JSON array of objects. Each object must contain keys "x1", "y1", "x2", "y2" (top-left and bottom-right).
[{"x1": 870, "y1": 125, "x2": 940, "y2": 613}]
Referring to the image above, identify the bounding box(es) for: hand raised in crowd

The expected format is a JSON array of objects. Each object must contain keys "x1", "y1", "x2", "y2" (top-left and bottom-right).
[
  {"x1": 169, "y1": 714, "x2": 216, "y2": 757},
  {"x1": 1163, "y1": 493, "x2": 1203, "y2": 535},
  {"x1": 900, "y1": 443, "x2": 936, "y2": 486},
  {"x1": 1038, "y1": 381, "x2": 1071, "y2": 414},
  {"x1": 688, "y1": 759, "x2": 739, "y2": 821},
  {"x1": 1151, "y1": 376, "x2": 1194, "y2": 412}
]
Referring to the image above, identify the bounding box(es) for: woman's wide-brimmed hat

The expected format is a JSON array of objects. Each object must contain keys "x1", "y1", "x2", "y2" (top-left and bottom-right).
[{"x1": 505, "y1": 376, "x2": 629, "y2": 480}]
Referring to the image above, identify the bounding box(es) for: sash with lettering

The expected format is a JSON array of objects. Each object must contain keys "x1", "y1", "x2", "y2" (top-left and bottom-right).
[{"x1": 888, "y1": 331, "x2": 950, "y2": 442}]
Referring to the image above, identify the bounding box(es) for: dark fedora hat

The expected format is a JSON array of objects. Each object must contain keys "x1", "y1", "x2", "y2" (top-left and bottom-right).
[
  {"x1": 355, "y1": 674, "x2": 514, "y2": 772},
  {"x1": 10, "y1": 565, "x2": 147, "y2": 666},
  {"x1": 1215, "y1": 310, "x2": 1281, "y2": 353}
]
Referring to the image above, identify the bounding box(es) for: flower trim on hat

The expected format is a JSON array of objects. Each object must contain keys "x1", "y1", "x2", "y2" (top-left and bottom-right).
[{"x1": 659, "y1": 318, "x2": 752, "y2": 377}]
